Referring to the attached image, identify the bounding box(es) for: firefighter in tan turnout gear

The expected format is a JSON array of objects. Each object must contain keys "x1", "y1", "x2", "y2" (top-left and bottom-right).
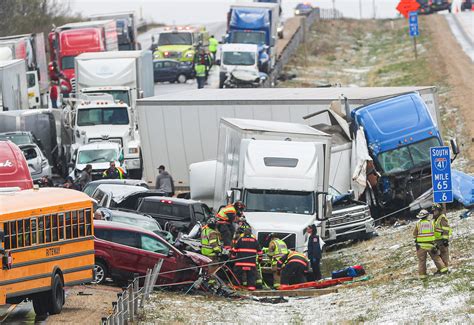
[
  {"x1": 413, "y1": 209, "x2": 448, "y2": 278},
  {"x1": 432, "y1": 203, "x2": 452, "y2": 267}
]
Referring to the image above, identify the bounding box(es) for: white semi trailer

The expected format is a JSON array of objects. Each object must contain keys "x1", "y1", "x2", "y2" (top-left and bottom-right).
[{"x1": 0, "y1": 60, "x2": 28, "y2": 111}]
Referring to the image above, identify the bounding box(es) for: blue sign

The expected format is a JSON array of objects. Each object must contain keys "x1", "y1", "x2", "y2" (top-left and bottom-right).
[
  {"x1": 409, "y1": 12, "x2": 419, "y2": 37},
  {"x1": 430, "y1": 146, "x2": 453, "y2": 203}
]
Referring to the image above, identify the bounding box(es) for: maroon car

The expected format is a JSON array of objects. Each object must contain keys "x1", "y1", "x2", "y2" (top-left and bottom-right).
[{"x1": 93, "y1": 220, "x2": 210, "y2": 285}]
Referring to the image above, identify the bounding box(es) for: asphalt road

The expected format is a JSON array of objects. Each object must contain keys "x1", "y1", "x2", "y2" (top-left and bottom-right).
[
  {"x1": 137, "y1": 22, "x2": 227, "y2": 94},
  {"x1": 445, "y1": 11, "x2": 474, "y2": 61}
]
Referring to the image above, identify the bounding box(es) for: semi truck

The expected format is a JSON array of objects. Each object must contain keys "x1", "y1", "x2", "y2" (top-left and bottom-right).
[
  {"x1": 48, "y1": 20, "x2": 118, "y2": 94},
  {"x1": 0, "y1": 60, "x2": 28, "y2": 111},
  {"x1": 63, "y1": 94, "x2": 142, "y2": 178},
  {"x1": 89, "y1": 12, "x2": 139, "y2": 50},
  {"x1": 0, "y1": 33, "x2": 49, "y2": 108},
  {"x1": 210, "y1": 118, "x2": 332, "y2": 250},
  {"x1": 226, "y1": 3, "x2": 279, "y2": 73},
  {"x1": 152, "y1": 26, "x2": 209, "y2": 62}
]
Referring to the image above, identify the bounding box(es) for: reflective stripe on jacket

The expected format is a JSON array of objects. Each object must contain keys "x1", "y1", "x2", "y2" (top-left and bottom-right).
[
  {"x1": 278, "y1": 251, "x2": 309, "y2": 270},
  {"x1": 195, "y1": 64, "x2": 206, "y2": 77},
  {"x1": 216, "y1": 204, "x2": 236, "y2": 224},
  {"x1": 234, "y1": 233, "x2": 262, "y2": 267},
  {"x1": 415, "y1": 219, "x2": 436, "y2": 250},
  {"x1": 201, "y1": 226, "x2": 222, "y2": 257},
  {"x1": 434, "y1": 214, "x2": 452, "y2": 240}
]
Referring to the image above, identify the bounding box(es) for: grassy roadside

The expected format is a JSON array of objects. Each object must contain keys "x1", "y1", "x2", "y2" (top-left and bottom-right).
[{"x1": 280, "y1": 17, "x2": 471, "y2": 172}]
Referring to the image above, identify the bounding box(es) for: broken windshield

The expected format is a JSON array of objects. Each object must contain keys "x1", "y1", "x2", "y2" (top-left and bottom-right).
[
  {"x1": 377, "y1": 137, "x2": 441, "y2": 174},
  {"x1": 158, "y1": 32, "x2": 193, "y2": 46},
  {"x1": 244, "y1": 189, "x2": 314, "y2": 215}
]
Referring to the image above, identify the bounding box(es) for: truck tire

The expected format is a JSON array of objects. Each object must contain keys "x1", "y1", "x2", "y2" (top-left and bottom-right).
[
  {"x1": 32, "y1": 295, "x2": 49, "y2": 316},
  {"x1": 48, "y1": 274, "x2": 65, "y2": 315}
]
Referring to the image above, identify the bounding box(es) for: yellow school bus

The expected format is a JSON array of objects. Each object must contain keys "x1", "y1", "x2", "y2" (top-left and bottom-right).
[{"x1": 0, "y1": 187, "x2": 94, "y2": 316}]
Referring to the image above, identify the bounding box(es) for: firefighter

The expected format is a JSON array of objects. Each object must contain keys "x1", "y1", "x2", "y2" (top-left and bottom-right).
[
  {"x1": 217, "y1": 201, "x2": 245, "y2": 250},
  {"x1": 265, "y1": 233, "x2": 289, "y2": 289},
  {"x1": 233, "y1": 227, "x2": 262, "y2": 291},
  {"x1": 432, "y1": 203, "x2": 452, "y2": 267},
  {"x1": 413, "y1": 209, "x2": 448, "y2": 278},
  {"x1": 201, "y1": 218, "x2": 222, "y2": 274},
  {"x1": 278, "y1": 250, "x2": 309, "y2": 286}
]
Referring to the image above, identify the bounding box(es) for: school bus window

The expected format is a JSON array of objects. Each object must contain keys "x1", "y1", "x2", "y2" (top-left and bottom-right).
[
  {"x1": 52, "y1": 214, "x2": 59, "y2": 242},
  {"x1": 85, "y1": 209, "x2": 92, "y2": 236},
  {"x1": 58, "y1": 213, "x2": 65, "y2": 240},
  {"x1": 72, "y1": 211, "x2": 79, "y2": 238},
  {"x1": 10, "y1": 222, "x2": 17, "y2": 249},
  {"x1": 45, "y1": 215, "x2": 52, "y2": 243},
  {"x1": 25, "y1": 219, "x2": 31, "y2": 246},
  {"x1": 38, "y1": 216, "x2": 44, "y2": 244},
  {"x1": 31, "y1": 217, "x2": 37, "y2": 245},
  {"x1": 79, "y1": 210, "x2": 85, "y2": 237},
  {"x1": 17, "y1": 220, "x2": 24, "y2": 248},
  {"x1": 4, "y1": 223, "x2": 10, "y2": 250},
  {"x1": 65, "y1": 212, "x2": 71, "y2": 239}
]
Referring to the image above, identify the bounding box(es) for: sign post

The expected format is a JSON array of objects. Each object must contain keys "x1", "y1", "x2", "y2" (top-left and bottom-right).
[
  {"x1": 430, "y1": 146, "x2": 453, "y2": 204},
  {"x1": 409, "y1": 11, "x2": 419, "y2": 59}
]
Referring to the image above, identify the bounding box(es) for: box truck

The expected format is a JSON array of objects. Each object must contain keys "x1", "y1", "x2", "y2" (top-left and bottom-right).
[
  {"x1": 0, "y1": 60, "x2": 28, "y2": 111},
  {"x1": 89, "y1": 12, "x2": 139, "y2": 50},
  {"x1": 226, "y1": 2, "x2": 279, "y2": 73},
  {"x1": 0, "y1": 33, "x2": 49, "y2": 108}
]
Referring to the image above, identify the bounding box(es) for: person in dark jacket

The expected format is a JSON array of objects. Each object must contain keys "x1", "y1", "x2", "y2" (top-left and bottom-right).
[
  {"x1": 233, "y1": 227, "x2": 262, "y2": 291},
  {"x1": 155, "y1": 165, "x2": 175, "y2": 196},
  {"x1": 306, "y1": 224, "x2": 323, "y2": 280},
  {"x1": 77, "y1": 164, "x2": 92, "y2": 190},
  {"x1": 277, "y1": 250, "x2": 309, "y2": 285}
]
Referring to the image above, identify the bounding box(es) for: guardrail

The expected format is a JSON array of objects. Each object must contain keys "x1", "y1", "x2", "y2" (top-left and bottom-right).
[{"x1": 101, "y1": 261, "x2": 163, "y2": 325}]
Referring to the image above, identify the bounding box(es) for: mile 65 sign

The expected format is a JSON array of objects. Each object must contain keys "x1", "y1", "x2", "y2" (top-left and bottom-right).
[{"x1": 430, "y1": 146, "x2": 453, "y2": 203}]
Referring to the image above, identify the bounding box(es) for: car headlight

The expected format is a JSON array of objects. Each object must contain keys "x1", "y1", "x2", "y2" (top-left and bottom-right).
[
  {"x1": 295, "y1": 9, "x2": 300, "y2": 15},
  {"x1": 153, "y1": 51, "x2": 162, "y2": 58},
  {"x1": 185, "y1": 51, "x2": 194, "y2": 58},
  {"x1": 128, "y1": 147, "x2": 139, "y2": 154}
]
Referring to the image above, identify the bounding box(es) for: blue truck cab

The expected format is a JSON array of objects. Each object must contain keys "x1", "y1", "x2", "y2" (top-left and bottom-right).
[
  {"x1": 352, "y1": 93, "x2": 442, "y2": 209},
  {"x1": 226, "y1": 7, "x2": 274, "y2": 73}
]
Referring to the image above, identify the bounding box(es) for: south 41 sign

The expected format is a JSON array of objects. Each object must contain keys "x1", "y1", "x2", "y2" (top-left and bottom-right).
[{"x1": 430, "y1": 146, "x2": 453, "y2": 203}]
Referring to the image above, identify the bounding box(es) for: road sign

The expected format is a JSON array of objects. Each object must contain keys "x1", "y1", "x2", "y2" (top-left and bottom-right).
[
  {"x1": 409, "y1": 12, "x2": 419, "y2": 37},
  {"x1": 430, "y1": 146, "x2": 453, "y2": 203},
  {"x1": 396, "y1": 0, "x2": 420, "y2": 18}
]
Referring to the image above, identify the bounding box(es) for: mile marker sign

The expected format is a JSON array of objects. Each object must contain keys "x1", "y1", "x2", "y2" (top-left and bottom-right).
[{"x1": 430, "y1": 146, "x2": 453, "y2": 203}]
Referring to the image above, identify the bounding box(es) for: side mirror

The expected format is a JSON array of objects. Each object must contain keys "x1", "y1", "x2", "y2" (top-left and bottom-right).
[
  {"x1": 167, "y1": 249, "x2": 174, "y2": 257},
  {"x1": 325, "y1": 195, "x2": 333, "y2": 220},
  {"x1": 450, "y1": 138, "x2": 460, "y2": 155},
  {"x1": 226, "y1": 190, "x2": 234, "y2": 204},
  {"x1": 139, "y1": 90, "x2": 144, "y2": 99},
  {"x1": 215, "y1": 59, "x2": 221, "y2": 66}
]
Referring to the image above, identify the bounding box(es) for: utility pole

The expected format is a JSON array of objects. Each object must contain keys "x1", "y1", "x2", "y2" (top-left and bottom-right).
[
  {"x1": 359, "y1": 0, "x2": 362, "y2": 19},
  {"x1": 372, "y1": 0, "x2": 376, "y2": 19}
]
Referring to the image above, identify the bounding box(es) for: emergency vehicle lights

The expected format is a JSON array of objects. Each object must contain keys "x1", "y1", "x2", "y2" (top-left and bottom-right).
[{"x1": 160, "y1": 200, "x2": 173, "y2": 204}]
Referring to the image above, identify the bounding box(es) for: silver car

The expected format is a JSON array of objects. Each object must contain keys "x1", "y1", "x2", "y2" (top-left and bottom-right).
[{"x1": 19, "y1": 144, "x2": 52, "y2": 181}]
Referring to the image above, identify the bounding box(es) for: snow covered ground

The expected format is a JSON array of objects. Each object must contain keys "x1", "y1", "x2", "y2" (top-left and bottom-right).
[{"x1": 141, "y1": 209, "x2": 473, "y2": 323}]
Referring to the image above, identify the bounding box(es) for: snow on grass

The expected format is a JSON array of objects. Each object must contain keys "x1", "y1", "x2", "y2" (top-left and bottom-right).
[{"x1": 141, "y1": 210, "x2": 474, "y2": 323}]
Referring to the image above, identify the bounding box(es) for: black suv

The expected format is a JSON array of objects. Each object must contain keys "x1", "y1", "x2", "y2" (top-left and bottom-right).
[
  {"x1": 136, "y1": 197, "x2": 211, "y2": 235},
  {"x1": 417, "y1": 0, "x2": 451, "y2": 14}
]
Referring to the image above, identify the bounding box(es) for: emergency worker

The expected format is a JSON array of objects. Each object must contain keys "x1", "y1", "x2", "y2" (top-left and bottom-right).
[
  {"x1": 413, "y1": 209, "x2": 448, "y2": 278},
  {"x1": 201, "y1": 218, "x2": 222, "y2": 275},
  {"x1": 433, "y1": 203, "x2": 452, "y2": 267},
  {"x1": 278, "y1": 250, "x2": 309, "y2": 286},
  {"x1": 217, "y1": 201, "x2": 245, "y2": 250},
  {"x1": 194, "y1": 56, "x2": 207, "y2": 89},
  {"x1": 265, "y1": 233, "x2": 289, "y2": 289},
  {"x1": 208, "y1": 35, "x2": 219, "y2": 62},
  {"x1": 233, "y1": 227, "x2": 262, "y2": 291},
  {"x1": 102, "y1": 161, "x2": 126, "y2": 179}
]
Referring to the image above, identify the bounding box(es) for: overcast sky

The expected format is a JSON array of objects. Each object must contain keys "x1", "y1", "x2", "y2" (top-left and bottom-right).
[{"x1": 68, "y1": 0, "x2": 402, "y2": 24}]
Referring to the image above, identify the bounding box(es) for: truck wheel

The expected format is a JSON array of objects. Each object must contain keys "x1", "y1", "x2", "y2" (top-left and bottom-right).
[
  {"x1": 177, "y1": 74, "x2": 187, "y2": 84},
  {"x1": 32, "y1": 295, "x2": 49, "y2": 316}
]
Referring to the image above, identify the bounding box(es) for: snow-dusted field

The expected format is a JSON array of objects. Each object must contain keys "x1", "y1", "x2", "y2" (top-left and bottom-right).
[{"x1": 141, "y1": 210, "x2": 474, "y2": 323}]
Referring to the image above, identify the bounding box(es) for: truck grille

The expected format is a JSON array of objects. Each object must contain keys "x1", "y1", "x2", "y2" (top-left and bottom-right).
[
  {"x1": 257, "y1": 232, "x2": 296, "y2": 250},
  {"x1": 88, "y1": 137, "x2": 123, "y2": 146},
  {"x1": 327, "y1": 207, "x2": 369, "y2": 227}
]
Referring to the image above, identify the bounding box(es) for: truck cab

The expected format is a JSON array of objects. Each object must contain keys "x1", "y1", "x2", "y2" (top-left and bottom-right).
[
  {"x1": 352, "y1": 93, "x2": 443, "y2": 211},
  {"x1": 70, "y1": 141, "x2": 125, "y2": 180},
  {"x1": 153, "y1": 26, "x2": 209, "y2": 62},
  {"x1": 218, "y1": 43, "x2": 261, "y2": 88},
  {"x1": 64, "y1": 95, "x2": 140, "y2": 178}
]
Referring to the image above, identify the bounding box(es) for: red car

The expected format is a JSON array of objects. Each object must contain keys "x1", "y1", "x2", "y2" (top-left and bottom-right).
[
  {"x1": 93, "y1": 220, "x2": 210, "y2": 285},
  {"x1": 0, "y1": 140, "x2": 34, "y2": 190}
]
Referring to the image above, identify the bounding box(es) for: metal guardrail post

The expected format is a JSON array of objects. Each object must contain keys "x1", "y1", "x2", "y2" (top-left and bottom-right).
[
  {"x1": 111, "y1": 301, "x2": 118, "y2": 325},
  {"x1": 122, "y1": 291, "x2": 129, "y2": 324},
  {"x1": 140, "y1": 268, "x2": 152, "y2": 308},
  {"x1": 128, "y1": 284, "x2": 135, "y2": 322},
  {"x1": 117, "y1": 295, "x2": 123, "y2": 325},
  {"x1": 133, "y1": 278, "x2": 140, "y2": 315},
  {"x1": 149, "y1": 260, "x2": 163, "y2": 293}
]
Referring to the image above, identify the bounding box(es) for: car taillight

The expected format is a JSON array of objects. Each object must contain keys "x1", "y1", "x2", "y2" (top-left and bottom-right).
[{"x1": 160, "y1": 200, "x2": 173, "y2": 204}]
